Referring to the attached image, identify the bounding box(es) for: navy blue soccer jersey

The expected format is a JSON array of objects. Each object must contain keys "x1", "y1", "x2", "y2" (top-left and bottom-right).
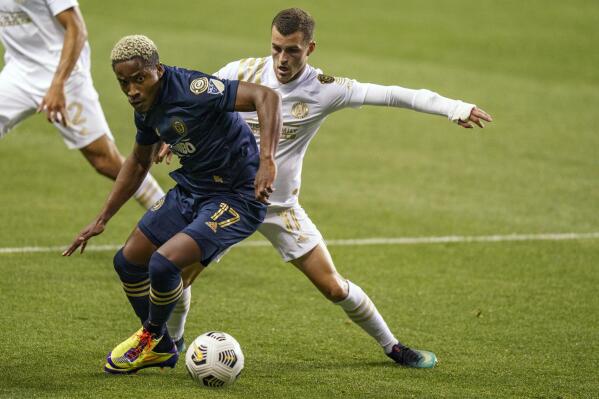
[{"x1": 134, "y1": 65, "x2": 259, "y2": 197}]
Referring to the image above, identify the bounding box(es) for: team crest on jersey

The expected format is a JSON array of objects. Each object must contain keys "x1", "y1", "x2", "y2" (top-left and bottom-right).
[
  {"x1": 317, "y1": 74, "x2": 335, "y2": 84},
  {"x1": 190, "y1": 77, "x2": 209, "y2": 95},
  {"x1": 291, "y1": 102, "x2": 309, "y2": 119},
  {"x1": 207, "y1": 79, "x2": 225, "y2": 95},
  {"x1": 171, "y1": 118, "x2": 187, "y2": 136},
  {"x1": 151, "y1": 197, "x2": 165, "y2": 211}
]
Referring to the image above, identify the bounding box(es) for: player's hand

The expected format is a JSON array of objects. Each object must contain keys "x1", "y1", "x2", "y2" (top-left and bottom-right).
[
  {"x1": 62, "y1": 218, "x2": 106, "y2": 256},
  {"x1": 38, "y1": 82, "x2": 69, "y2": 127},
  {"x1": 154, "y1": 142, "x2": 173, "y2": 165},
  {"x1": 457, "y1": 107, "x2": 493, "y2": 129},
  {"x1": 255, "y1": 157, "x2": 277, "y2": 205}
]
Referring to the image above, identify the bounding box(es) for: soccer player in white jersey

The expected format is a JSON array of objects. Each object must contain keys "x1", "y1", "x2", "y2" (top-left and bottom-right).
[
  {"x1": 164, "y1": 8, "x2": 493, "y2": 367},
  {"x1": 0, "y1": 0, "x2": 163, "y2": 208}
]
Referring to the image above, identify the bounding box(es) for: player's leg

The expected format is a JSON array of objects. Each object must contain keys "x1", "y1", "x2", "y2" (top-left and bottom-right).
[
  {"x1": 106, "y1": 193, "x2": 266, "y2": 374},
  {"x1": 110, "y1": 186, "x2": 188, "y2": 334},
  {"x1": 59, "y1": 77, "x2": 164, "y2": 209},
  {"x1": 290, "y1": 242, "x2": 399, "y2": 353},
  {"x1": 167, "y1": 284, "x2": 192, "y2": 352},
  {"x1": 78, "y1": 134, "x2": 123, "y2": 178},
  {"x1": 105, "y1": 232, "x2": 199, "y2": 374},
  {"x1": 104, "y1": 186, "x2": 195, "y2": 374},
  {"x1": 262, "y1": 205, "x2": 437, "y2": 368},
  {"x1": 154, "y1": 196, "x2": 265, "y2": 340},
  {"x1": 112, "y1": 226, "x2": 157, "y2": 324},
  {"x1": 170, "y1": 248, "x2": 230, "y2": 350},
  {"x1": 171, "y1": 252, "x2": 230, "y2": 352}
]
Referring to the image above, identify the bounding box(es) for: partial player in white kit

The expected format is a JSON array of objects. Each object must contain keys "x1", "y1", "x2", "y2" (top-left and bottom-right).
[
  {"x1": 165, "y1": 8, "x2": 493, "y2": 367},
  {"x1": 0, "y1": 0, "x2": 163, "y2": 208}
]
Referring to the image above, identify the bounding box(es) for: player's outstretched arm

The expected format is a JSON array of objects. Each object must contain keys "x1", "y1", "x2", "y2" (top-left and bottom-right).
[
  {"x1": 360, "y1": 83, "x2": 493, "y2": 128},
  {"x1": 38, "y1": 7, "x2": 88, "y2": 127},
  {"x1": 234, "y1": 81, "x2": 282, "y2": 204},
  {"x1": 62, "y1": 142, "x2": 158, "y2": 256}
]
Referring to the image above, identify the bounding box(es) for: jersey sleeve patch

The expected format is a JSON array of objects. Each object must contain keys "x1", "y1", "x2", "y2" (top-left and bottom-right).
[
  {"x1": 190, "y1": 77, "x2": 225, "y2": 96},
  {"x1": 207, "y1": 78, "x2": 225, "y2": 95},
  {"x1": 318, "y1": 73, "x2": 353, "y2": 89},
  {"x1": 317, "y1": 74, "x2": 335, "y2": 84},
  {"x1": 190, "y1": 77, "x2": 209, "y2": 95}
]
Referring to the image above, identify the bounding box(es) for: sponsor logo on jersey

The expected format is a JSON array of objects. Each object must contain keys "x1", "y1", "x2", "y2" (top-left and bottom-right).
[
  {"x1": 213, "y1": 175, "x2": 224, "y2": 183},
  {"x1": 317, "y1": 74, "x2": 335, "y2": 84},
  {"x1": 151, "y1": 197, "x2": 165, "y2": 211},
  {"x1": 246, "y1": 121, "x2": 299, "y2": 140},
  {"x1": 190, "y1": 77, "x2": 209, "y2": 95},
  {"x1": 0, "y1": 11, "x2": 32, "y2": 27},
  {"x1": 170, "y1": 140, "x2": 197, "y2": 156},
  {"x1": 207, "y1": 79, "x2": 225, "y2": 95},
  {"x1": 291, "y1": 102, "x2": 309, "y2": 119},
  {"x1": 171, "y1": 118, "x2": 187, "y2": 136}
]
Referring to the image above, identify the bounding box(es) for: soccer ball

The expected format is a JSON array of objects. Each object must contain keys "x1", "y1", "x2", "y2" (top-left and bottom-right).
[{"x1": 185, "y1": 331, "x2": 244, "y2": 388}]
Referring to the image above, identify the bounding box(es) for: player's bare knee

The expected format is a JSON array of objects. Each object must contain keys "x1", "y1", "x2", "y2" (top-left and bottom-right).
[{"x1": 324, "y1": 278, "x2": 349, "y2": 302}]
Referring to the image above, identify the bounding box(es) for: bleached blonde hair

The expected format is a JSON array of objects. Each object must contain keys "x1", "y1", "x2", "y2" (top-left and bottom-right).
[{"x1": 110, "y1": 34, "x2": 159, "y2": 66}]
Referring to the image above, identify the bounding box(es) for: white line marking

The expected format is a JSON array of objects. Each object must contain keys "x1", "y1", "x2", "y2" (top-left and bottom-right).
[{"x1": 1, "y1": 232, "x2": 598, "y2": 255}]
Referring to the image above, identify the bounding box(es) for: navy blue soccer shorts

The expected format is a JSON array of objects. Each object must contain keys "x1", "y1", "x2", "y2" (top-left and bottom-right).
[{"x1": 138, "y1": 185, "x2": 266, "y2": 266}]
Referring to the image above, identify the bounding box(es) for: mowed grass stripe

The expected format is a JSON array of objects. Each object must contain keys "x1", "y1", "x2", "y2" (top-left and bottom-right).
[{"x1": 1, "y1": 232, "x2": 598, "y2": 254}]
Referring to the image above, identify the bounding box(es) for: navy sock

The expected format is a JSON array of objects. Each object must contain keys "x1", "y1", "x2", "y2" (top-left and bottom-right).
[
  {"x1": 143, "y1": 320, "x2": 174, "y2": 352},
  {"x1": 113, "y1": 249, "x2": 149, "y2": 323},
  {"x1": 148, "y1": 252, "x2": 183, "y2": 336}
]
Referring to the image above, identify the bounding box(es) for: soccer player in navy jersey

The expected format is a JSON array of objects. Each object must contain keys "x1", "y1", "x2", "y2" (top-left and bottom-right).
[{"x1": 63, "y1": 35, "x2": 282, "y2": 374}]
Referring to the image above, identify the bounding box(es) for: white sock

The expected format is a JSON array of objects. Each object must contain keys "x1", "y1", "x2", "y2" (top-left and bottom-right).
[
  {"x1": 133, "y1": 174, "x2": 164, "y2": 209},
  {"x1": 336, "y1": 280, "x2": 398, "y2": 353},
  {"x1": 167, "y1": 286, "x2": 191, "y2": 342}
]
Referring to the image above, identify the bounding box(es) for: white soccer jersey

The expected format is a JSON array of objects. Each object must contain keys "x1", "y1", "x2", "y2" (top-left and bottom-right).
[
  {"x1": 0, "y1": 0, "x2": 90, "y2": 79},
  {"x1": 216, "y1": 57, "x2": 368, "y2": 207}
]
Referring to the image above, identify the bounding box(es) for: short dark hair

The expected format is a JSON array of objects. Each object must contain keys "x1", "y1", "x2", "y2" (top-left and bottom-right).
[{"x1": 272, "y1": 8, "x2": 315, "y2": 42}]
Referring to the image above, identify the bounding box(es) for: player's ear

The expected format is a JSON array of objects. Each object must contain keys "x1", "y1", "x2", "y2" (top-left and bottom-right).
[
  {"x1": 307, "y1": 41, "x2": 316, "y2": 56},
  {"x1": 157, "y1": 63, "x2": 164, "y2": 78}
]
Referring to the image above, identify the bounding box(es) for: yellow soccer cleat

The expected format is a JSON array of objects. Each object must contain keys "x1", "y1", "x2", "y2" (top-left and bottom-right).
[{"x1": 104, "y1": 327, "x2": 178, "y2": 374}]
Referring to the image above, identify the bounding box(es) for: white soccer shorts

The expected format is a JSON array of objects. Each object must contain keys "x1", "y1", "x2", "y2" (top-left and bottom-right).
[
  {"x1": 259, "y1": 203, "x2": 324, "y2": 262},
  {"x1": 0, "y1": 61, "x2": 113, "y2": 149}
]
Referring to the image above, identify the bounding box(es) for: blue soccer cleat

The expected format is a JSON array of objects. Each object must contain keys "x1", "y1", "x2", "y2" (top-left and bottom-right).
[{"x1": 386, "y1": 344, "x2": 437, "y2": 368}]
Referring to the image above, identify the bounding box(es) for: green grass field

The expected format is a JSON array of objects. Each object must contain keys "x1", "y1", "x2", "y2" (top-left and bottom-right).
[{"x1": 1, "y1": 0, "x2": 598, "y2": 397}]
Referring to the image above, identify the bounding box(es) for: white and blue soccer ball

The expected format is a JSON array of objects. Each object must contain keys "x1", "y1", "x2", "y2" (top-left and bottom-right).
[{"x1": 185, "y1": 331, "x2": 244, "y2": 388}]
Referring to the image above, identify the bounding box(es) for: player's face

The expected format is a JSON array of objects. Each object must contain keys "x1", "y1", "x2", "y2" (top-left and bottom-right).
[
  {"x1": 113, "y1": 58, "x2": 164, "y2": 113},
  {"x1": 271, "y1": 26, "x2": 315, "y2": 84}
]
